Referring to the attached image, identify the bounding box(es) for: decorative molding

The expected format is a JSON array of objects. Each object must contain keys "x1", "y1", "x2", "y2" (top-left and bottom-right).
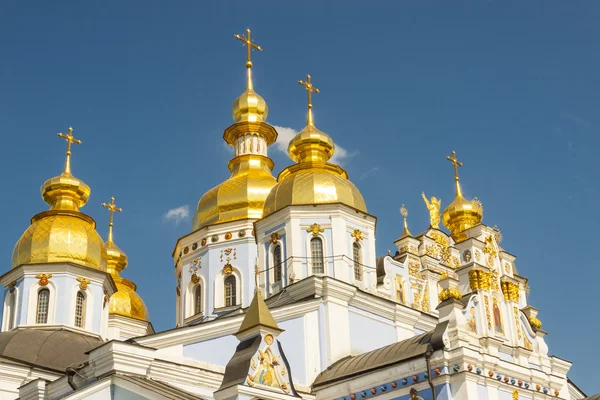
[
  {"x1": 35, "y1": 274, "x2": 52, "y2": 286},
  {"x1": 76, "y1": 277, "x2": 91, "y2": 290},
  {"x1": 307, "y1": 223, "x2": 324, "y2": 236}
]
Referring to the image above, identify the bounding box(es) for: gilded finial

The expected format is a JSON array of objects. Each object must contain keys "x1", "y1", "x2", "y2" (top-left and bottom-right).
[
  {"x1": 57, "y1": 127, "x2": 81, "y2": 175},
  {"x1": 254, "y1": 263, "x2": 259, "y2": 292},
  {"x1": 400, "y1": 204, "x2": 412, "y2": 237},
  {"x1": 101, "y1": 197, "x2": 122, "y2": 244},
  {"x1": 298, "y1": 75, "x2": 320, "y2": 126},
  {"x1": 446, "y1": 150, "x2": 463, "y2": 197},
  {"x1": 234, "y1": 28, "x2": 262, "y2": 90}
]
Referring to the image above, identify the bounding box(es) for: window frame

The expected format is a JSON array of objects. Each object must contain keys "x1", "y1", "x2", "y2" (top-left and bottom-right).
[
  {"x1": 353, "y1": 242, "x2": 363, "y2": 281},
  {"x1": 74, "y1": 291, "x2": 86, "y2": 328},
  {"x1": 36, "y1": 288, "x2": 50, "y2": 324},
  {"x1": 310, "y1": 237, "x2": 325, "y2": 274}
]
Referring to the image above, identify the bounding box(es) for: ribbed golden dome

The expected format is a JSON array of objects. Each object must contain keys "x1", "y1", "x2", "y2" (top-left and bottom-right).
[
  {"x1": 441, "y1": 150, "x2": 483, "y2": 242},
  {"x1": 232, "y1": 85, "x2": 268, "y2": 123},
  {"x1": 193, "y1": 155, "x2": 277, "y2": 230},
  {"x1": 12, "y1": 128, "x2": 107, "y2": 271},
  {"x1": 263, "y1": 75, "x2": 367, "y2": 216},
  {"x1": 109, "y1": 277, "x2": 149, "y2": 321},
  {"x1": 12, "y1": 210, "x2": 107, "y2": 270},
  {"x1": 106, "y1": 241, "x2": 128, "y2": 276}
]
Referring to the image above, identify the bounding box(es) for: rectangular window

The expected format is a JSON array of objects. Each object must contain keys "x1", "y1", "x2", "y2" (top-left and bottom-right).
[
  {"x1": 36, "y1": 289, "x2": 50, "y2": 324},
  {"x1": 311, "y1": 238, "x2": 324, "y2": 274}
]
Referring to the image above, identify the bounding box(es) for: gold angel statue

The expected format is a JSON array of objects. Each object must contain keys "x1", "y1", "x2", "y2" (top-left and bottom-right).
[{"x1": 422, "y1": 192, "x2": 441, "y2": 229}]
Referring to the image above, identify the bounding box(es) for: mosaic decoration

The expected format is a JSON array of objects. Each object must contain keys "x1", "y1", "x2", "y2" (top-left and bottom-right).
[
  {"x1": 493, "y1": 297, "x2": 503, "y2": 334},
  {"x1": 394, "y1": 275, "x2": 404, "y2": 304},
  {"x1": 464, "y1": 250, "x2": 472, "y2": 262},
  {"x1": 247, "y1": 334, "x2": 291, "y2": 394},
  {"x1": 465, "y1": 307, "x2": 477, "y2": 333}
]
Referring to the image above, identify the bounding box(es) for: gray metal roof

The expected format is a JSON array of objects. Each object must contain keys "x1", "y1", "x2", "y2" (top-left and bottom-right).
[
  {"x1": 584, "y1": 396, "x2": 600, "y2": 400},
  {"x1": 312, "y1": 322, "x2": 448, "y2": 388},
  {"x1": 0, "y1": 328, "x2": 103, "y2": 372}
]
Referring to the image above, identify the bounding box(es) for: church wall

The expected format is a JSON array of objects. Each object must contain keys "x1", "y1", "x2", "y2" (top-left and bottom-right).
[
  {"x1": 111, "y1": 385, "x2": 148, "y2": 400},
  {"x1": 182, "y1": 334, "x2": 241, "y2": 366},
  {"x1": 277, "y1": 316, "x2": 307, "y2": 385},
  {"x1": 348, "y1": 307, "x2": 395, "y2": 355}
]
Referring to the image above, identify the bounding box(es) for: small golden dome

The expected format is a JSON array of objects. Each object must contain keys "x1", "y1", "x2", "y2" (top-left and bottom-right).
[
  {"x1": 232, "y1": 86, "x2": 268, "y2": 123},
  {"x1": 109, "y1": 277, "x2": 149, "y2": 321},
  {"x1": 441, "y1": 150, "x2": 483, "y2": 242},
  {"x1": 12, "y1": 128, "x2": 107, "y2": 271},
  {"x1": 263, "y1": 75, "x2": 367, "y2": 216},
  {"x1": 12, "y1": 211, "x2": 107, "y2": 270},
  {"x1": 442, "y1": 194, "x2": 483, "y2": 239},
  {"x1": 106, "y1": 241, "x2": 128, "y2": 276},
  {"x1": 193, "y1": 155, "x2": 277, "y2": 230}
]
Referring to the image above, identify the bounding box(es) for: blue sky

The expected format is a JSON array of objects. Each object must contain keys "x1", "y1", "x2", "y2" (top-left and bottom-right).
[{"x1": 0, "y1": 1, "x2": 598, "y2": 393}]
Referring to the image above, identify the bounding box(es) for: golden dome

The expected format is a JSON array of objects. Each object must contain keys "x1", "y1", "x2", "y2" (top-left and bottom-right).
[
  {"x1": 101, "y1": 196, "x2": 149, "y2": 321},
  {"x1": 441, "y1": 151, "x2": 483, "y2": 242},
  {"x1": 193, "y1": 30, "x2": 278, "y2": 230},
  {"x1": 109, "y1": 277, "x2": 149, "y2": 321},
  {"x1": 193, "y1": 155, "x2": 277, "y2": 230},
  {"x1": 12, "y1": 128, "x2": 107, "y2": 271},
  {"x1": 12, "y1": 211, "x2": 107, "y2": 270},
  {"x1": 263, "y1": 75, "x2": 367, "y2": 216}
]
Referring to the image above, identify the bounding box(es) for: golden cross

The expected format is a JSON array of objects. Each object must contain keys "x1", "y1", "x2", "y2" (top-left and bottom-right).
[
  {"x1": 234, "y1": 28, "x2": 262, "y2": 69},
  {"x1": 57, "y1": 127, "x2": 81, "y2": 174},
  {"x1": 298, "y1": 75, "x2": 320, "y2": 126},
  {"x1": 102, "y1": 196, "x2": 122, "y2": 243},
  {"x1": 446, "y1": 150, "x2": 463, "y2": 182}
]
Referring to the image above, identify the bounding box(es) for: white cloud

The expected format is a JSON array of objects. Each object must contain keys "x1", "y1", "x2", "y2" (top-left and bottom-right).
[
  {"x1": 360, "y1": 167, "x2": 380, "y2": 180},
  {"x1": 272, "y1": 125, "x2": 354, "y2": 165},
  {"x1": 163, "y1": 205, "x2": 190, "y2": 224}
]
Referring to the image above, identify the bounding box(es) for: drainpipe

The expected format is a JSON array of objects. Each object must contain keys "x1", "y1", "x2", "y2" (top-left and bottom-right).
[
  {"x1": 65, "y1": 367, "x2": 78, "y2": 391},
  {"x1": 425, "y1": 344, "x2": 437, "y2": 400}
]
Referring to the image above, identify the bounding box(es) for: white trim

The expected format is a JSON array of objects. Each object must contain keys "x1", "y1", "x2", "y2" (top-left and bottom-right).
[
  {"x1": 2, "y1": 288, "x2": 17, "y2": 331},
  {"x1": 27, "y1": 281, "x2": 57, "y2": 325}
]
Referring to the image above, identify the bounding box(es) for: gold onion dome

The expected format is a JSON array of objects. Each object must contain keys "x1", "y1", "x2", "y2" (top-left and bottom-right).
[
  {"x1": 102, "y1": 197, "x2": 149, "y2": 321},
  {"x1": 263, "y1": 75, "x2": 367, "y2": 215},
  {"x1": 12, "y1": 128, "x2": 107, "y2": 271},
  {"x1": 441, "y1": 151, "x2": 483, "y2": 242},
  {"x1": 193, "y1": 28, "x2": 278, "y2": 230}
]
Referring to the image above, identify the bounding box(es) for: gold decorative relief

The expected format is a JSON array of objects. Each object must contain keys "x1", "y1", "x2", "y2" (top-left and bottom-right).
[
  {"x1": 464, "y1": 250, "x2": 472, "y2": 262},
  {"x1": 76, "y1": 277, "x2": 91, "y2": 290},
  {"x1": 501, "y1": 281, "x2": 520, "y2": 302},
  {"x1": 307, "y1": 223, "x2": 324, "y2": 236},
  {"x1": 223, "y1": 263, "x2": 234, "y2": 275},
  {"x1": 514, "y1": 307, "x2": 522, "y2": 340},
  {"x1": 191, "y1": 273, "x2": 200, "y2": 284},
  {"x1": 36, "y1": 274, "x2": 52, "y2": 286},
  {"x1": 408, "y1": 261, "x2": 421, "y2": 277},
  {"x1": 438, "y1": 288, "x2": 462, "y2": 302},
  {"x1": 528, "y1": 315, "x2": 542, "y2": 330},
  {"x1": 421, "y1": 286, "x2": 430, "y2": 312},
  {"x1": 475, "y1": 250, "x2": 481, "y2": 262},
  {"x1": 469, "y1": 270, "x2": 491, "y2": 291},
  {"x1": 270, "y1": 232, "x2": 281, "y2": 244},
  {"x1": 351, "y1": 229, "x2": 364, "y2": 242},
  {"x1": 504, "y1": 263, "x2": 511, "y2": 273},
  {"x1": 483, "y1": 235, "x2": 497, "y2": 257}
]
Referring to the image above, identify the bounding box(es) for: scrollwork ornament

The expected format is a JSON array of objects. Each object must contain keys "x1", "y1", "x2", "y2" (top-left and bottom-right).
[
  {"x1": 76, "y1": 277, "x2": 91, "y2": 290},
  {"x1": 36, "y1": 274, "x2": 52, "y2": 286},
  {"x1": 307, "y1": 223, "x2": 324, "y2": 236}
]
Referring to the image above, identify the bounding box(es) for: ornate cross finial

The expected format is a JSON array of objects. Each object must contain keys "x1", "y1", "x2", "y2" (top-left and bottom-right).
[
  {"x1": 400, "y1": 204, "x2": 412, "y2": 236},
  {"x1": 234, "y1": 28, "x2": 262, "y2": 69},
  {"x1": 446, "y1": 150, "x2": 463, "y2": 182},
  {"x1": 102, "y1": 196, "x2": 122, "y2": 244},
  {"x1": 298, "y1": 75, "x2": 320, "y2": 126},
  {"x1": 234, "y1": 28, "x2": 262, "y2": 92},
  {"x1": 57, "y1": 127, "x2": 81, "y2": 175}
]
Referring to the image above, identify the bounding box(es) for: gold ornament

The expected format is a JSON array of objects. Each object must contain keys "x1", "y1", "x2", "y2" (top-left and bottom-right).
[
  {"x1": 483, "y1": 235, "x2": 497, "y2": 258},
  {"x1": 422, "y1": 192, "x2": 441, "y2": 229},
  {"x1": 475, "y1": 249, "x2": 481, "y2": 261},
  {"x1": 484, "y1": 295, "x2": 492, "y2": 329},
  {"x1": 76, "y1": 277, "x2": 91, "y2": 290},
  {"x1": 307, "y1": 223, "x2": 324, "y2": 236},
  {"x1": 514, "y1": 306, "x2": 522, "y2": 340},
  {"x1": 270, "y1": 232, "x2": 281, "y2": 244},
  {"x1": 400, "y1": 204, "x2": 412, "y2": 237},
  {"x1": 351, "y1": 229, "x2": 364, "y2": 242},
  {"x1": 504, "y1": 263, "x2": 512, "y2": 273},
  {"x1": 191, "y1": 273, "x2": 200, "y2": 284},
  {"x1": 408, "y1": 261, "x2": 421, "y2": 277},
  {"x1": 438, "y1": 287, "x2": 462, "y2": 302},
  {"x1": 528, "y1": 315, "x2": 542, "y2": 330},
  {"x1": 225, "y1": 232, "x2": 232, "y2": 240},
  {"x1": 513, "y1": 390, "x2": 519, "y2": 400},
  {"x1": 36, "y1": 274, "x2": 52, "y2": 286},
  {"x1": 464, "y1": 250, "x2": 472, "y2": 262},
  {"x1": 223, "y1": 263, "x2": 234, "y2": 275},
  {"x1": 421, "y1": 286, "x2": 430, "y2": 312},
  {"x1": 469, "y1": 270, "x2": 491, "y2": 291}
]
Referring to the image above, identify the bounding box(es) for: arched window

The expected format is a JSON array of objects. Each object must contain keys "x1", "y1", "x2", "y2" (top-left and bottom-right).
[
  {"x1": 6, "y1": 293, "x2": 15, "y2": 330},
  {"x1": 74, "y1": 291, "x2": 86, "y2": 328},
  {"x1": 224, "y1": 275, "x2": 237, "y2": 307},
  {"x1": 36, "y1": 289, "x2": 50, "y2": 324},
  {"x1": 311, "y1": 237, "x2": 324, "y2": 274},
  {"x1": 194, "y1": 285, "x2": 203, "y2": 315},
  {"x1": 353, "y1": 242, "x2": 363, "y2": 281},
  {"x1": 273, "y1": 244, "x2": 282, "y2": 283}
]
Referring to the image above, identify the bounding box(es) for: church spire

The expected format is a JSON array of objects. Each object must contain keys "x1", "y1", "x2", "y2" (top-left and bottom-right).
[
  {"x1": 102, "y1": 196, "x2": 127, "y2": 277},
  {"x1": 236, "y1": 289, "x2": 282, "y2": 337}
]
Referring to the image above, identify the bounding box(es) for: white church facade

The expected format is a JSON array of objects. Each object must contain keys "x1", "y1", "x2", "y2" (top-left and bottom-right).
[{"x1": 0, "y1": 28, "x2": 595, "y2": 400}]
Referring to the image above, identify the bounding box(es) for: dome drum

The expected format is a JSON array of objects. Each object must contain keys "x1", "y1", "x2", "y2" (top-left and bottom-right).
[{"x1": 223, "y1": 121, "x2": 278, "y2": 147}]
